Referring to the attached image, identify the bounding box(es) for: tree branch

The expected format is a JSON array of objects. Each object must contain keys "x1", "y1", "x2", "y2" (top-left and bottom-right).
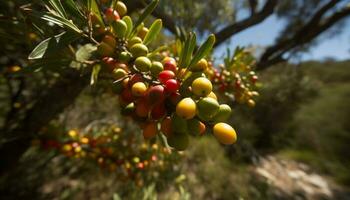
[
  {"x1": 214, "y1": 0, "x2": 278, "y2": 47},
  {"x1": 257, "y1": 1, "x2": 350, "y2": 70}
]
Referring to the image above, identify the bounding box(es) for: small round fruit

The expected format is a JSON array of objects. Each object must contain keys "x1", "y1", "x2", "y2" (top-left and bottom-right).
[
  {"x1": 207, "y1": 92, "x2": 217, "y2": 100},
  {"x1": 114, "y1": 19, "x2": 127, "y2": 38},
  {"x1": 138, "y1": 27, "x2": 149, "y2": 40},
  {"x1": 112, "y1": 68, "x2": 127, "y2": 80},
  {"x1": 213, "y1": 104, "x2": 232, "y2": 122},
  {"x1": 165, "y1": 79, "x2": 179, "y2": 93},
  {"x1": 115, "y1": 1, "x2": 127, "y2": 16},
  {"x1": 130, "y1": 43, "x2": 148, "y2": 57},
  {"x1": 151, "y1": 103, "x2": 166, "y2": 120},
  {"x1": 118, "y1": 51, "x2": 132, "y2": 63},
  {"x1": 143, "y1": 122, "x2": 158, "y2": 139},
  {"x1": 192, "y1": 77, "x2": 212, "y2": 96},
  {"x1": 163, "y1": 60, "x2": 177, "y2": 73},
  {"x1": 176, "y1": 97, "x2": 196, "y2": 119},
  {"x1": 121, "y1": 102, "x2": 135, "y2": 115},
  {"x1": 197, "y1": 97, "x2": 220, "y2": 121},
  {"x1": 247, "y1": 99, "x2": 256, "y2": 107},
  {"x1": 134, "y1": 56, "x2": 151, "y2": 72},
  {"x1": 105, "y1": 8, "x2": 120, "y2": 22},
  {"x1": 128, "y1": 37, "x2": 143, "y2": 48},
  {"x1": 136, "y1": 100, "x2": 150, "y2": 117},
  {"x1": 161, "y1": 117, "x2": 172, "y2": 137},
  {"x1": 102, "y1": 35, "x2": 116, "y2": 48},
  {"x1": 150, "y1": 61, "x2": 163, "y2": 77},
  {"x1": 158, "y1": 70, "x2": 175, "y2": 84},
  {"x1": 97, "y1": 42, "x2": 114, "y2": 56},
  {"x1": 167, "y1": 132, "x2": 189, "y2": 151},
  {"x1": 128, "y1": 74, "x2": 143, "y2": 87},
  {"x1": 132, "y1": 82, "x2": 147, "y2": 96},
  {"x1": 171, "y1": 114, "x2": 188, "y2": 133},
  {"x1": 188, "y1": 119, "x2": 203, "y2": 136},
  {"x1": 121, "y1": 88, "x2": 133, "y2": 103},
  {"x1": 213, "y1": 123, "x2": 237, "y2": 145},
  {"x1": 191, "y1": 58, "x2": 208, "y2": 72},
  {"x1": 169, "y1": 92, "x2": 181, "y2": 105},
  {"x1": 147, "y1": 85, "x2": 165, "y2": 103}
]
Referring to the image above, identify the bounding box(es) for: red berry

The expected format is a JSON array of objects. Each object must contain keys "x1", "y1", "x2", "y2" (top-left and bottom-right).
[
  {"x1": 105, "y1": 8, "x2": 120, "y2": 22},
  {"x1": 251, "y1": 75, "x2": 258, "y2": 83},
  {"x1": 121, "y1": 89, "x2": 133, "y2": 103},
  {"x1": 164, "y1": 79, "x2": 179, "y2": 93},
  {"x1": 128, "y1": 74, "x2": 143, "y2": 87},
  {"x1": 147, "y1": 85, "x2": 165, "y2": 103},
  {"x1": 169, "y1": 92, "x2": 181, "y2": 105},
  {"x1": 151, "y1": 102, "x2": 166, "y2": 120},
  {"x1": 163, "y1": 60, "x2": 177, "y2": 73},
  {"x1": 158, "y1": 70, "x2": 175, "y2": 84}
]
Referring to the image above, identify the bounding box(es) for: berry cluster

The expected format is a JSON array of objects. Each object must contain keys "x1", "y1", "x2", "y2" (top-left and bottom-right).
[
  {"x1": 33, "y1": 124, "x2": 181, "y2": 185},
  {"x1": 91, "y1": 1, "x2": 237, "y2": 150}
]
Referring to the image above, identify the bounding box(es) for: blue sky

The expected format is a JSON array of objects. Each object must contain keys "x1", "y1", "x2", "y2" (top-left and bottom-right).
[{"x1": 215, "y1": 15, "x2": 350, "y2": 61}]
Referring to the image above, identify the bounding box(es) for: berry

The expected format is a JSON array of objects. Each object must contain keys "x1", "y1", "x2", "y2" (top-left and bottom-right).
[
  {"x1": 138, "y1": 27, "x2": 149, "y2": 40},
  {"x1": 207, "y1": 92, "x2": 217, "y2": 100},
  {"x1": 130, "y1": 43, "x2": 148, "y2": 57},
  {"x1": 113, "y1": 68, "x2": 127, "y2": 80},
  {"x1": 190, "y1": 58, "x2": 208, "y2": 72},
  {"x1": 134, "y1": 56, "x2": 151, "y2": 72},
  {"x1": 102, "y1": 35, "x2": 116, "y2": 48},
  {"x1": 167, "y1": 132, "x2": 189, "y2": 151},
  {"x1": 114, "y1": 19, "x2": 127, "y2": 38},
  {"x1": 164, "y1": 79, "x2": 179, "y2": 93},
  {"x1": 176, "y1": 97, "x2": 196, "y2": 119},
  {"x1": 118, "y1": 51, "x2": 132, "y2": 63},
  {"x1": 128, "y1": 74, "x2": 143, "y2": 87},
  {"x1": 150, "y1": 61, "x2": 164, "y2": 77},
  {"x1": 158, "y1": 70, "x2": 175, "y2": 84},
  {"x1": 97, "y1": 42, "x2": 114, "y2": 57},
  {"x1": 147, "y1": 85, "x2": 165, "y2": 103},
  {"x1": 192, "y1": 77, "x2": 212, "y2": 96},
  {"x1": 105, "y1": 8, "x2": 120, "y2": 23},
  {"x1": 197, "y1": 97, "x2": 220, "y2": 121},
  {"x1": 121, "y1": 89, "x2": 133, "y2": 103},
  {"x1": 115, "y1": 1, "x2": 127, "y2": 16},
  {"x1": 212, "y1": 104, "x2": 232, "y2": 122},
  {"x1": 213, "y1": 123, "x2": 237, "y2": 145},
  {"x1": 161, "y1": 117, "x2": 172, "y2": 137},
  {"x1": 128, "y1": 37, "x2": 142, "y2": 48},
  {"x1": 143, "y1": 122, "x2": 158, "y2": 139},
  {"x1": 131, "y1": 82, "x2": 147, "y2": 96},
  {"x1": 151, "y1": 103, "x2": 166, "y2": 120},
  {"x1": 135, "y1": 100, "x2": 150, "y2": 117},
  {"x1": 163, "y1": 60, "x2": 177, "y2": 73}
]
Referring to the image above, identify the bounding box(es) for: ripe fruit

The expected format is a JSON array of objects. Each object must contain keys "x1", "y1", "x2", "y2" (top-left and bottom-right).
[
  {"x1": 128, "y1": 74, "x2": 143, "y2": 87},
  {"x1": 192, "y1": 77, "x2": 212, "y2": 96},
  {"x1": 163, "y1": 60, "x2": 177, "y2": 73},
  {"x1": 102, "y1": 35, "x2": 116, "y2": 48},
  {"x1": 190, "y1": 58, "x2": 208, "y2": 72},
  {"x1": 135, "y1": 56, "x2": 152, "y2": 72},
  {"x1": 136, "y1": 100, "x2": 150, "y2": 117},
  {"x1": 121, "y1": 89, "x2": 133, "y2": 103},
  {"x1": 161, "y1": 117, "x2": 172, "y2": 137},
  {"x1": 197, "y1": 97, "x2": 219, "y2": 121},
  {"x1": 115, "y1": 1, "x2": 127, "y2": 16},
  {"x1": 131, "y1": 82, "x2": 147, "y2": 96},
  {"x1": 130, "y1": 43, "x2": 148, "y2": 57},
  {"x1": 213, "y1": 123, "x2": 237, "y2": 145},
  {"x1": 188, "y1": 119, "x2": 205, "y2": 136},
  {"x1": 143, "y1": 122, "x2": 158, "y2": 139},
  {"x1": 167, "y1": 132, "x2": 189, "y2": 151},
  {"x1": 158, "y1": 70, "x2": 175, "y2": 84},
  {"x1": 150, "y1": 61, "x2": 164, "y2": 77},
  {"x1": 164, "y1": 79, "x2": 179, "y2": 93},
  {"x1": 207, "y1": 92, "x2": 217, "y2": 100},
  {"x1": 97, "y1": 42, "x2": 114, "y2": 56},
  {"x1": 169, "y1": 92, "x2": 181, "y2": 105},
  {"x1": 247, "y1": 99, "x2": 256, "y2": 107},
  {"x1": 151, "y1": 103, "x2": 166, "y2": 120},
  {"x1": 138, "y1": 27, "x2": 149, "y2": 40},
  {"x1": 114, "y1": 19, "x2": 127, "y2": 38},
  {"x1": 105, "y1": 8, "x2": 120, "y2": 23},
  {"x1": 147, "y1": 85, "x2": 165, "y2": 103},
  {"x1": 176, "y1": 97, "x2": 196, "y2": 119},
  {"x1": 213, "y1": 104, "x2": 232, "y2": 122}
]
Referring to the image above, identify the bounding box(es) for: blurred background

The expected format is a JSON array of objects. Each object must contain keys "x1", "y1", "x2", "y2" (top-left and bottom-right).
[{"x1": 0, "y1": 0, "x2": 350, "y2": 199}]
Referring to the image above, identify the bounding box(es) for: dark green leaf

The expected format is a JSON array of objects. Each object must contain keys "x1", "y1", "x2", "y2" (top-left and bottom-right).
[
  {"x1": 62, "y1": 0, "x2": 86, "y2": 23},
  {"x1": 189, "y1": 34, "x2": 215, "y2": 68},
  {"x1": 16, "y1": 58, "x2": 73, "y2": 75},
  {"x1": 179, "y1": 32, "x2": 197, "y2": 68},
  {"x1": 88, "y1": 0, "x2": 105, "y2": 28},
  {"x1": 143, "y1": 19, "x2": 162, "y2": 45},
  {"x1": 37, "y1": 11, "x2": 82, "y2": 33},
  {"x1": 132, "y1": 0, "x2": 159, "y2": 33},
  {"x1": 46, "y1": 0, "x2": 68, "y2": 18},
  {"x1": 90, "y1": 64, "x2": 101, "y2": 85},
  {"x1": 28, "y1": 31, "x2": 80, "y2": 60}
]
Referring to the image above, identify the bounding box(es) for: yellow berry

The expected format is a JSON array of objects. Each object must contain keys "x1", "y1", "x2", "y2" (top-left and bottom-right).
[{"x1": 213, "y1": 123, "x2": 237, "y2": 145}]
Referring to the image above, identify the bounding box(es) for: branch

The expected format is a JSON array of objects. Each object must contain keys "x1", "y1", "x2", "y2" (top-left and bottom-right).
[
  {"x1": 257, "y1": 1, "x2": 350, "y2": 70},
  {"x1": 248, "y1": 0, "x2": 258, "y2": 15},
  {"x1": 214, "y1": 0, "x2": 278, "y2": 47}
]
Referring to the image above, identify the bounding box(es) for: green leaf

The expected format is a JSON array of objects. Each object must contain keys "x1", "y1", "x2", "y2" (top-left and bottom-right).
[
  {"x1": 38, "y1": 11, "x2": 82, "y2": 33},
  {"x1": 28, "y1": 31, "x2": 79, "y2": 60},
  {"x1": 62, "y1": 0, "x2": 86, "y2": 23},
  {"x1": 179, "y1": 32, "x2": 197, "y2": 68},
  {"x1": 122, "y1": 16, "x2": 133, "y2": 38},
  {"x1": 90, "y1": 64, "x2": 101, "y2": 85},
  {"x1": 132, "y1": 0, "x2": 159, "y2": 34},
  {"x1": 87, "y1": 0, "x2": 105, "y2": 28},
  {"x1": 46, "y1": 0, "x2": 68, "y2": 18},
  {"x1": 143, "y1": 19, "x2": 162, "y2": 45},
  {"x1": 189, "y1": 34, "x2": 215, "y2": 68},
  {"x1": 16, "y1": 58, "x2": 73, "y2": 75},
  {"x1": 75, "y1": 43, "x2": 97, "y2": 62},
  {"x1": 147, "y1": 45, "x2": 168, "y2": 59}
]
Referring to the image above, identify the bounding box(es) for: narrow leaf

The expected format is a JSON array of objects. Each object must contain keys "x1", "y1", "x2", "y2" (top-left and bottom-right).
[
  {"x1": 28, "y1": 31, "x2": 79, "y2": 60},
  {"x1": 189, "y1": 34, "x2": 215, "y2": 68},
  {"x1": 46, "y1": 0, "x2": 68, "y2": 18},
  {"x1": 39, "y1": 12, "x2": 82, "y2": 33},
  {"x1": 143, "y1": 19, "x2": 162, "y2": 45},
  {"x1": 88, "y1": 0, "x2": 105, "y2": 28},
  {"x1": 132, "y1": 0, "x2": 159, "y2": 33},
  {"x1": 122, "y1": 16, "x2": 133, "y2": 38},
  {"x1": 62, "y1": 0, "x2": 86, "y2": 22}
]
